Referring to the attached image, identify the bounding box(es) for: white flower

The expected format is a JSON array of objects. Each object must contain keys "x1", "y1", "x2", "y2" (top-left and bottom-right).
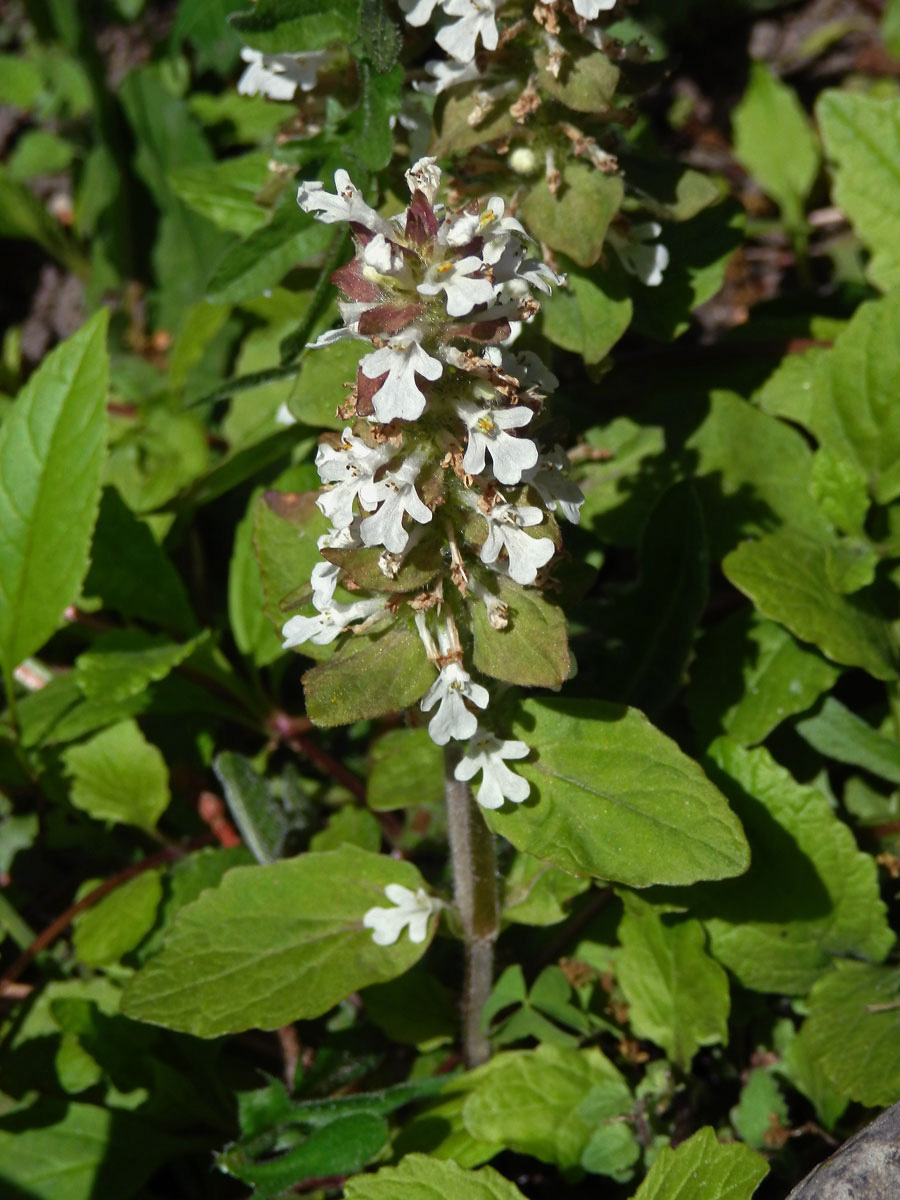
[
  {"x1": 399, "y1": 0, "x2": 441, "y2": 27},
  {"x1": 415, "y1": 57, "x2": 483, "y2": 95},
  {"x1": 311, "y1": 524, "x2": 361, "y2": 609},
  {"x1": 297, "y1": 169, "x2": 393, "y2": 237},
  {"x1": 421, "y1": 662, "x2": 489, "y2": 744},
  {"x1": 359, "y1": 455, "x2": 433, "y2": 554},
  {"x1": 610, "y1": 222, "x2": 670, "y2": 287},
  {"x1": 237, "y1": 48, "x2": 328, "y2": 101},
  {"x1": 469, "y1": 576, "x2": 509, "y2": 628},
  {"x1": 571, "y1": 0, "x2": 616, "y2": 17},
  {"x1": 360, "y1": 335, "x2": 443, "y2": 423},
  {"x1": 523, "y1": 447, "x2": 584, "y2": 524},
  {"x1": 418, "y1": 255, "x2": 495, "y2": 317},
  {"x1": 363, "y1": 884, "x2": 440, "y2": 945},
  {"x1": 457, "y1": 401, "x2": 538, "y2": 484},
  {"x1": 315, "y1": 430, "x2": 392, "y2": 529},
  {"x1": 442, "y1": 196, "x2": 527, "y2": 265},
  {"x1": 282, "y1": 597, "x2": 386, "y2": 648},
  {"x1": 454, "y1": 730, "x2": 530, "y2": 809},
  {"x1": 405, "y1": 156, "x2": 443, "y2": 203},
  {"x1": 436, "y1": 0, "x2": 501, "y2": 62},
  {"x1": 361, "y1": 233, "x2": 414, "y2": 287},
  {"x1": 492, "y1": 238, "x2": 561, "y2": 296},
  {"x1": 480, "y1": 503, "x2": 555, "y2": 585}
]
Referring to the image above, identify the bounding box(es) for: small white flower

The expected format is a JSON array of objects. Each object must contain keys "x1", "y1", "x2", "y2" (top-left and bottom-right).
[
  {"x1": 274, "y1": 401, "x2": 298, "y2": 427},
  {"x1": 361, "y1": 234, "x2": 414, "y2": 287},
  {"x1": 315, "y1": 431, "x2": 393, "y2": 529},
  {"x1": 421, "y1": 662, "x2": 489, "y2": 744},
  {"x1": 610, "y1": 222, "x2": 670, "y2": 287},
  {"x1": 415, "y1": 57, "x2": 483, "y2": 95},
  {"x1": 297, "y1": 169, "x2": 393, "y2": 237},
  {"x1": 571, "y1": 0, "x2": 616, "y2": 17},
  {"x1": 360, "y1": 335, "x2": 443, "y2": 423},
  {"x1": 405, "y1": 156, "x2": 443, "y2": 203},
  {"x1": 399, "y1": 0, "x2": 441, "y2": 26},
  {"x1": 442, "y1": 196, "x2": 527, "y2": 266},
  {"x1": 454, "y1": 730, "x2": 530, "y2": 809},
  {"x1": 481, "y1": 503, "x2": 555, "y2": 585},
  {"x1": 469, "y1": 576, "x2": 509, "y2": 628},
  {"x1": 310, "y1": 525, "x2": 361, "y2": 610},
  {"x1": 436, "y1": 0, "x2": 501, "y2": 62},
  {"x1": 523, "y1": 447, "x2": 585, "y2": 524},
  {"x1": 362, "y1": 883, "x2": 440, "y2": 945},
  {"x1": 418, "y1": 255, "x2": 495, "y2": 317},
  {"x1": 359, "y1": 455, "x2": 433, "y2": 554},
  {"x1": 282, "y1": 597, "x2": 386, "y2": 648},
  {"x1": 237, "y1": 48, "x2": 328, "y2": 101},
  {"x1": 457, "y1": 401, "x2": 538, "y2": 484},
  {"x1": 492, "y1": 238, "x2": 561, "y2": 297}
]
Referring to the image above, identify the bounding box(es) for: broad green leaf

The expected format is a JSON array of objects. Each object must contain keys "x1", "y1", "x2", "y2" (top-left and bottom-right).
[
  {"x1": 0, "y1": 1099, "x2": 178, "y2": 1200},
  {"x1": 536, "y1": 47, "x2": 619, "y2": 113},
  {"x1": 630, "y1": 1126, "x2": 768, "y2": 1200},
  {"x1": 801, "y1": 960, "x2": 900, "y2": 1107},
  {"x1": 795, "y1": 696, "x2": 900, "y2": 785},
  {"x1": 723, "y1": 527, "x2": 897, "y2": 680},
  {"x1": 502, "y1": 852, "x2": 590, "y2": 927},
  {"x1": 344, "y1": 1154, "x2": 528, "y2": 1200},
  {"x1": 73, "y1": 871, "x2": 163, "y2": 967},
  {"x1": 810, "y1": 448, "x2": 869, "y2": 535},
  {"x1": 616, "y1": 892, "x2": 730, "y2": 1070},
  {"x1": 214, "y1": 751, "x2": 287, "y2": 864},
  {"x1": 775, "y1": 1017, "x2": 848, "y2": 1130},
  {"x1": 462, "y1": 1044, "x2": 632, "y2": 1172},
  {"x1": 303, "y1": 621, "x2": 436, "y2": 727},
  {"x1": 677, "y1": 740, "x2": 894, "y2": 994},
  {"x1": 74, "y1": 631, "x2": 206, "y2": 704},
  {"x1": 753, "y1": 344, "x2": 827, "y2": 426},
  {"x1": 367, "y1": 727, "x2": 443, "y2": 811},
  {"x1": 538, "y1": 257, "x2": 632, "y2": 363},
  {"x1": 287, "y1": 338, "x2": 365, "y2": 430},
  {"x1": 470, "y1": 575, "x2": 569, "y2": 689},
  {"x1": 229, "y1": 487, "x2": 283, "y2": 667},
  {"x1": 732, "y1": 63, "x2": 819, "y2": 228},
  {"x1": 0, "y1": 54, "x2": 42, "y2": 107},
  {"x1": 254, "y1": 487, "x2": 331, "y2": 657},
  {"x1": 484, "y1": 698, "x2": 750, "y2": 887},
  {"x1": 817, "y1": 91, "x2": 900, "y2": 292},
  {"x1": 577, "y1": 417, "x2": 667, "y2": 546},
  {"x1": 172, "y1": 0, "x2": 246, "y2": 72},
  {"x1": 231, "y1": 0, "x2": 360, "y2": 53},
  {"x1": 363, "y1": 968, "x2": 457, "y2": 1045},
  {"x1": 310, "y1": 806, "x2": 381, "y2": 853},
  {"x1": 808, "y1": 289, "x2": 900, "y2": 504},
  {"x1": 346, "y1": 62, "x2": 403, "y2": 172},
  {"x1": 0, "y1": 311, "x2": 108, "y2": 683},
  {"x1": 18, "y1": 671, "x2": 149, "y2": 749},
  {"x1": 519, "y1": 162, "x2": 623, "y2": 269},
  {"x1": 207, "y1": 199, "x2": 333, "y2": 304},
  {"x1": 173, "y1": 426, "x2": 306, "y2": 509},
  {"x1": 621, "y1": 159, "x2": 725, "y2": 223},
  {"x1": 686, "y1": 611, "x2": 840, "y2": 747},
  {"x1": 122, "y1": 846, "x2": 436, "y2": 1035},
  {"x1": 730, "y1": 1068, "x2": 788, "y2": 1150},
  {"x1": 63, "y1": 720, "x2": 170, "y2": 833},
  {"x1": 360, "y1": 0, "x2": 402, "y2": 72},
  {"x1": 169, "y1": 152, "x2": 273, "y2": 235},
  {"x1": 8, "y1": 129, "x2": 74, "y2": 181},
  {"x1": 431, "y1": 85, "x2": 516, "y2": 158},
  {"x1": 219, "y1": 1113, "x2": 388, "y2": 1197}
]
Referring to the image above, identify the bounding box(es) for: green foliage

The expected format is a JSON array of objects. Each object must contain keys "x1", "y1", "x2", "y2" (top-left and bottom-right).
[
  {"x1": 63, "y1": 720, "x2": 171, "y2": 833},
  {"x1": 630, "y1": 1127, "x2": 768, "y2": 1199},
  {"x1": 344, "y1": 1154, "x2": 529, "y2": 1200}
]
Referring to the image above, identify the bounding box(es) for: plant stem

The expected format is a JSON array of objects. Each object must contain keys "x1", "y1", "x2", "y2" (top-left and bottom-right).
[{"x1": 444, "y1": 744, "x2": 499, "y2": 1068}]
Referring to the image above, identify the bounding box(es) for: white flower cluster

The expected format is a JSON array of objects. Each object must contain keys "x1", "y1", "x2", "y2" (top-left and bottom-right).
[
  {"x1": 283, "y1": 159, "x2": 584, "y2": 812},
  {"x1": 237, "y1": 47, "x2": 330, "y2": 101}
]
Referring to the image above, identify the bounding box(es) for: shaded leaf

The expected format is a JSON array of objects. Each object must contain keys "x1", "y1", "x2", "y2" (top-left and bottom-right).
[{"x1": 63, "y1": 719, "x2": 170, "y2": 833}]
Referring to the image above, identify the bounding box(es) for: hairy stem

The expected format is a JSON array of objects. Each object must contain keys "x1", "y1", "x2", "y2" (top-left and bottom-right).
[{"x1": 445, "y1": 744, "x2": 499, "y2": 1067}]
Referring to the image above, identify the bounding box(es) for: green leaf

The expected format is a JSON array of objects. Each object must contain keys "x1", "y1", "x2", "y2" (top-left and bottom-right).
[
  {"x1": 73, "y1": 871, "x2": 163, "y2": 967},
  {"x1": 776, "y1": 1017, "x2": 848, "y2": 1130},
  {"x1": 346, "y1": 62, "x2": 403, "y2": 172},
  {"x1": 0, "y1": 1099, "x2": 178, "y2": 1200},
  {"x1": 310, "y1": 806, "x2": 381, "y2": 852},
  {"x1": 469, "y1": 575, "x2": 569, "y2": 689},
  {"x1": 287, "y1": 338, "x2": 365, "y2": 430},
  {"x1": 616, "y1": 892, "x2": 730, "y2": 1070},
  {"x1": 207, "y1": 198, "x2": 333, "y2": 304},
  {"x1": 303, "y1": 620, "x2": 436, "y2": 727},
  {"x1": 538, "y1": 256, "x2": 632, "y2": 363},
  {"x1": 502, "y1": 852, "x2": 590, "y2": 927},
  {"x1": 360, "y1": 0, "x2": 402, "y2": 72},
  {"x1": 8, "y1": 129, "x2": 74, "y2": 181},
  {"x1": 519, "y1": 162, "x2": 624, "y2": 269},
  {"x1": 254, "y1": 488, "x2": 329, "y2": 636},
  {"x1": 577, "y1": 417, "x2": 667, "y2": 546},
  {"x1": 344, "y1": 1154, "x2": 528, "y2": 1200},
  {"x1": 753, "y1": 344, "x2": 828, "y2": 426},
  {"x1": 810, "y1": 448, "x2": 870, "y2": 535},
  {"x1": 63, "y1": 720, "x2": 170, "y2": 833},
  {"x1": 731, "y1": 1068, "x2": 788, "y2": 1151},
  {"x1": 885, "y1": 0, "x2": 900, "y2": 57},
  {"x1": 0, "y1": 311, "x2": 108, "y2": 686},
  {"x1": 122, "y1": 846, "x2": 436, "y2": 1036},
  {"x1": 220, "y1": 1113, "x2": 388, "y2": 1196},
  {"x1": 229, "y1": 488, "x2": 284, "y2": 666},
  {"x1": 73, "y1": 631, "x2": 206, "y2": 704},
  {"x1": 807, "y1": 289, "x2": 900, "y2": 504},
  {"x1": 431, "y1": 85, "x2": 516, "y2": 158},
  {"x1": 630, "y1": 1126, "x2": 768, "y2": 1200},
  {"x1": 169, "y1": 152, "x2": 273, "y2": 236},
  {"x1": 0, "y1": 164, "x2": 83, "y2": 270},
  {"x1": 686, "y1": 611, "x2": 840, "y2": 747},
  {"x1": 462, "y1": 1045, "x2": 632, "y2": 1172},
  {"x1": 0, "y1": 54, "x2": 42, "y2": 107},
  {"x1": 801, "y1": 960, "x2": 900, "y2": 1107},
  {"x1": 368, "y1": 727, "x2": 443, "y2": 811},
  {"x1": 231, "y1": 0, "x2": 360, "y2": 53},
  {"x1": 363, "y1": 968, "x2": 457, "y2": 1045},
  {"x1": 732, "y1": 63, "x2": 819, "y2": 228},
  {"x1": 675, "y1": 740, "x2": 894, "y2": 994},
  {"x1": 723, "y1": 527, "x2": 897, "y2": 680},
  {"x1": 817, "y1": 90, "x2": 900, "y2": 292},
  {"x1": 214, "y1": 751, "x2": 287, "y2": 864},
  {"x1": 536, "y1": 47, "x2": 620, "y2": 113},
  {"x1": 794, "y1": 696, "x2": 900, "y2": 785},
  {"x1": 83, "y1": 489, "x2": 196, "y2": 635},
  {"x1": 484, "y1": 698, "x2": 750, "y2": 887}
]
